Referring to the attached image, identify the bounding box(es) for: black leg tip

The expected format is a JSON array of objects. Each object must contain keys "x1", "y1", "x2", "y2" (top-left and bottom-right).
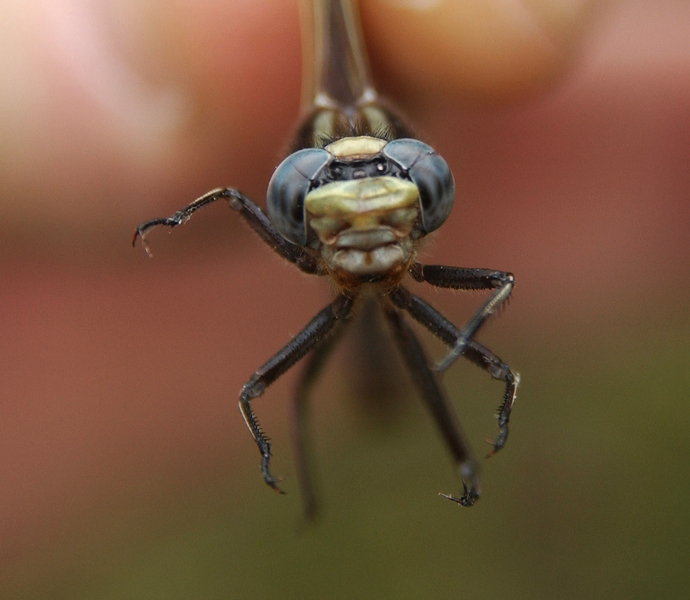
[
  {"x1": 439, "y1": 480, "x2": 480, "y2": 507},
  {"x1": 261, "y1": 456, "x2": 286, "y2": 494},
  {"x1": 485, "y1": 426, "x2": 508, "y2": 458}
]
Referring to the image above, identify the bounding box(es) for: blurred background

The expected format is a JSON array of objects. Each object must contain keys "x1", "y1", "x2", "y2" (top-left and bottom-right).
[{"x1": 1, "y1": 0, "x2": 688, "y2": 598}]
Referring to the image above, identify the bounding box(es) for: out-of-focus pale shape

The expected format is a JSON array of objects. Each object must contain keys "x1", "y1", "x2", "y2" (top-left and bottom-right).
[
  {"x1": 48, "y1": 0, "x2": 187, "y2": 149},
  {"x1": 362, "y1": 0, "x2": 598, "y2": 100}
]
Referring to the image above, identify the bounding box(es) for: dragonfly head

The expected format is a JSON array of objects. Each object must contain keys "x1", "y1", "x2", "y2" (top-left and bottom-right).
[{"x1": 266, "y1": 136, "x2": 454, "y2": 282}]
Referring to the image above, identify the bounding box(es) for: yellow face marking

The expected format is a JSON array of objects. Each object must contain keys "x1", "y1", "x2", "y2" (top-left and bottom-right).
[
  {"x1": 305, "y1": 177, "x2": 417, "y2": 217},
  {"x1": 305, "y1": 177, "x2": 420, "y2": 246}
]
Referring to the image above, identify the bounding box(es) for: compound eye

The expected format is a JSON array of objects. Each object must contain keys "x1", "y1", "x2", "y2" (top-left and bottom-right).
[
  {"x1": 266, "y1": 148, "x2": 330, "y2": 245},
  {"x1": 383, "y1": 139, "x2": 455, "y2": 234}
]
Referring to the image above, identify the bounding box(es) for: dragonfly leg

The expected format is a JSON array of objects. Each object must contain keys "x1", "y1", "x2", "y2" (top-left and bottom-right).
[
  {"x1": 462, "y1": 343, "x2": 519, "y2": 457},
  {"x1": 133, "y1": 188, "x2": 319, "y2": 273},
  {"x1": 382, "y1": 301, "x2": 481, "y2": 507},
  {"x1": 410, "y1": 263, "x2": 514, "y2": 372},
  {"x1": 391, "y1": 286, "x2": 518, "y2": 457},
  {"x1": 289, "y1": 328, "x2": 344, "y2": 520},
  {"x1": 240, "y1": 294, "x2": 354, "y2": 493}
]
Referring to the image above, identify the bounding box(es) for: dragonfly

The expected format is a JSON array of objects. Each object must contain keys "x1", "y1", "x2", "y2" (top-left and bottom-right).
[{"x1": 134, "y1": 0, "x2": 518, "y2": 512}]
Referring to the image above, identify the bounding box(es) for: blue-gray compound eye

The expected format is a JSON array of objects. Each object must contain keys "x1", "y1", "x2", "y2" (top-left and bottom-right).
[
  {"x1": 383, "y1": 139, "x2": 455, "y2": 234},
  {"x1": 266, "y1": 148, "x2": 330, "y2": 245}
]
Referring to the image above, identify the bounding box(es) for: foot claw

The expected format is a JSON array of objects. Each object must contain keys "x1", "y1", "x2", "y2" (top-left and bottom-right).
[
  {"x1": 484, "y1": 437, "x2": 500, "y2": 458},
  {"x1": 439, "y1": 480, "x2": 480, "y2": 507},
  {"x1": 485, "y1": 426, "x2": 508, "y2": 458},
  {"x1": 132, "y1": 229, "x2": 154, "y2": 256},
  {"x1": 267, "y1": 479, "x2": 286, "y2": 495},
  {"x1": 261, "y1": 455, "x2": 286, "y2": 494},
  {"x1": 263, "y1": 472, "x2": 286, "y2": 495}
]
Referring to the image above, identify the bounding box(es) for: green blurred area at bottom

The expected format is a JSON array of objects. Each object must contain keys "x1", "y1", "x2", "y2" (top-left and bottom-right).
[{"x1": 5, "y1": 313, "x2": 690, "y2": 600}]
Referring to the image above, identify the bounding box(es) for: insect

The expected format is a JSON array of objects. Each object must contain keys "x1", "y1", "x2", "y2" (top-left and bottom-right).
[{"x1": 134, "y1": 0, "x2": 518, "y2": 512}]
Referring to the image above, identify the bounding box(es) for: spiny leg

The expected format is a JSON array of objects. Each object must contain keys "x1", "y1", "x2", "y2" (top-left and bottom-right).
[
  {"x1": 410, "y1": 263, "x2": 514, "y2": 372},
  {"x1": 462, "y1": 344, "x2": 519, "y2": 457},
  {"x1": 240, "y1": 294, "x2": 354, "y2": 493},
  {"x1": 390, "y1": 286, "x2": 518, "y2": 457},
  {"x1": 382, "y1": 301, "x2": 481, "y2": 507},
  {"x1": 289, "y1": 329, "x2": 344, "y2": 520},
  {"x1": 133, "y1": 187, "x2": 319, "y2": 273}
]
